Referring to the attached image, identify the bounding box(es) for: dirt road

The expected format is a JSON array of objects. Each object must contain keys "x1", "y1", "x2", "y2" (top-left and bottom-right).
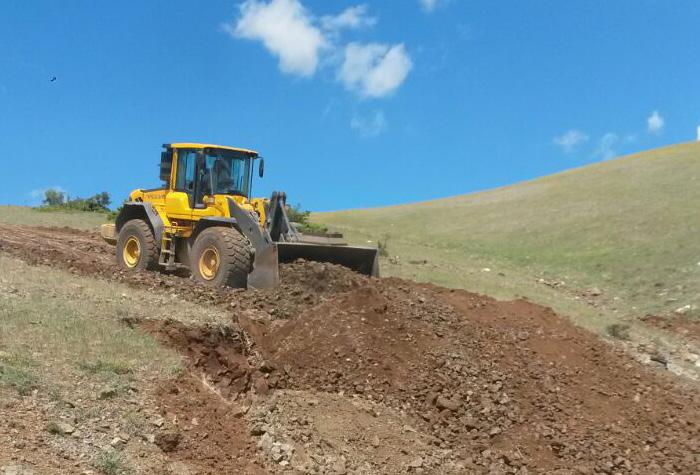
[{"x1": 0, "y1": 224, "x2": 698, "y2": 474}]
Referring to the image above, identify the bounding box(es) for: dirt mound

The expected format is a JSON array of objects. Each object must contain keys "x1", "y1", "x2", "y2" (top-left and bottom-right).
[{"x1": 1, "y1": 224, "x2": 699, "y2": 474}]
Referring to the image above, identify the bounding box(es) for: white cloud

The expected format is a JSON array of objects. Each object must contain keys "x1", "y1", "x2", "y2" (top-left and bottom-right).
[
  {"x1": 228, "y1": 0, "x2": 327, "y2": 77},
  {"x1": 696, "y1": 124, "x2": 700, "y2": 141},
  {"x1": 593, "y1": 133, "x2": 620, "y2": 161},
  {"x1": 419, "y1": 0, "x2": 439, "y2": 12},
  {"x1": 647, "y1": 110, "x2": 664, "y2": 134},
  {"x1": 338, "y1": 42, "x2": 412, "y2": 98},
  {"x1": 321, "y1": 4, "x2": 376, "y2": 32},
  {"x1": 351, "y1": 110, "x2": 387, "y2": 137},
  {"x1": 553, "y1": 129, "x2": 589, "y2": 153},
  {"x1": 227, "y1": 1, "x2": 412, "y2": 98}
]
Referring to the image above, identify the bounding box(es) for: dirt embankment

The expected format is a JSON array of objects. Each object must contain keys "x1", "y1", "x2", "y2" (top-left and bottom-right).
[{"x1": 0, "y1": 224, "x2": 699, "y2": 474}]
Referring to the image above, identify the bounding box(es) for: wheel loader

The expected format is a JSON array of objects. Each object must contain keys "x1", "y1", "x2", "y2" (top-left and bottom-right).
[{"x1": 100, "y1": 143, "x2": 379, "y2": 288}]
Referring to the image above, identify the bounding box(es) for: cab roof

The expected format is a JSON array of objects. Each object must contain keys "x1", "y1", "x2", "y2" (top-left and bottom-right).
[{"x1": 166, "y1": 143, "x2": 258, "y2": 156}]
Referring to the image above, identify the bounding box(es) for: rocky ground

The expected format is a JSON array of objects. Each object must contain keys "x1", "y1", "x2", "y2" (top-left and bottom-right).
[{"x1": 0, "y1": 224, "x2": 698, "y2": 474}]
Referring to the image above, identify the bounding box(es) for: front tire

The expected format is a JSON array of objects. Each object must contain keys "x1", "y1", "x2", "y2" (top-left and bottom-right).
[
  {"x1": 116, "y1": 219, "x2": 159, "y2": 271},
  {"x1": 191, "y1": 227, "x2": 253, "y2": 288}
]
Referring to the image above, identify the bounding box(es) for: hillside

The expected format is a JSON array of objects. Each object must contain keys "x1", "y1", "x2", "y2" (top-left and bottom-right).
[{"x1": 314, "y1": 142, "x2": 700, "y2": 334}]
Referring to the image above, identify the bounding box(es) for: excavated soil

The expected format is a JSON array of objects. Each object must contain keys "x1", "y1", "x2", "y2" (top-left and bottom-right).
[{"x1": 1, "y1": 224, "x2": 699, "y2": 474}]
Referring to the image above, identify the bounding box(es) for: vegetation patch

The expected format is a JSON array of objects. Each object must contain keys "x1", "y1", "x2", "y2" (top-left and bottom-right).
[
  {"x1": 94, "y1": 449, "x2": 132, "y2": 475},
  {"x1": 606, "y1": 323, "x2": 631, "y2": 341},
  {"x1": 0, "y1": 353, "x2": 38, "y2": 396},
  {"x1": 78, "y1": 359, "x2": 133, "y2": 376},
  {"x1": 287, "y1": 203, "x2": 329, "y2": 234}
]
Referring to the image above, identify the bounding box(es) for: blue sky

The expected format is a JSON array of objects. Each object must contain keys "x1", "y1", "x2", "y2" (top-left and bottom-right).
[{"x1": 1, "y1": 0, "x2": 699, "y2": 211}]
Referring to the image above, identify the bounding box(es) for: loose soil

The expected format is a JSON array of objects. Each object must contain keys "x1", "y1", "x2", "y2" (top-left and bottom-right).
[{"x1": 1, "y1": 224, "x2": 699, "y2": 474}]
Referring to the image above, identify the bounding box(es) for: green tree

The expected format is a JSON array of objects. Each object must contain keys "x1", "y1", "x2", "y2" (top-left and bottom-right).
[{"x1": 43, "y1": 189, "x2": 66, "y2": 206}]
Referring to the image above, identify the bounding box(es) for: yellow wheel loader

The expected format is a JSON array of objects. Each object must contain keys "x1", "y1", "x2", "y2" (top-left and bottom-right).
[{"x1": 100, "y1": 143, "x2": 379, "y2": 288}]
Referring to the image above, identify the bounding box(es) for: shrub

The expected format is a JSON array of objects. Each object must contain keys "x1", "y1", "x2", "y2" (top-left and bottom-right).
[
  {"x1": 38, "y1": 189, "x2": 113, "y2": 214},
  {"x1": 286, "y1": 203, "x2": 328, "y2": 234},
  {"x1": 94, "y1": 450, "x2": 131, "y2": 475},
  {"x1": 606, "y1": 323, "x2": 631, "y2": 341}
]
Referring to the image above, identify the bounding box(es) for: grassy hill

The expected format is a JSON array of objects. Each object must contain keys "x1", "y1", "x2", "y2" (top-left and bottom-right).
[
  {"x1": 0, "y1": 205, "x2": 108, "y2": 229},
  {"x1": 314, "y1": 142, "x2": 700, "y2": 333}
]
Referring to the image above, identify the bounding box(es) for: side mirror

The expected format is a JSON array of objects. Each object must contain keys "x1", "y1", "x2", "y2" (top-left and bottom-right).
[
  {"x1": 258, "y1": 158, "x2": 265, "y2": 178},
  {"x1": 159, "y1": 150, "x2": 173, "y2": 183}
]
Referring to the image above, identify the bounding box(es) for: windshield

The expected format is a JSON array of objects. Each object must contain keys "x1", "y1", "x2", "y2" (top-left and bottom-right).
[{"x1": 201, "y1": 149, "x2": 253, "y2": 198}]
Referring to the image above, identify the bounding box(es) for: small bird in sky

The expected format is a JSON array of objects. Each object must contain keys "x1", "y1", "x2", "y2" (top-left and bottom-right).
[{"x1": 50, "y1": 76, "x2": 56, "y2": 82}]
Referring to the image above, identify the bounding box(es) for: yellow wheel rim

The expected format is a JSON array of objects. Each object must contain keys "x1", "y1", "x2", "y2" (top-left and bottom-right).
[
  {"x1": 123, "y1": 236, "x2": 141, "y2": 268},
  {"x1": 199, "y1": 247, "x2": 220, "y2": 281}
]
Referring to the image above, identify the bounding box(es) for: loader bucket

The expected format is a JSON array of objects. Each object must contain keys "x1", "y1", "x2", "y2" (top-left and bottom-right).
[
  {"x1": 276, "y1": 242, "x2": 380, "y2": 277},
  {"x1": 248, "y1": 244, "x2": 280, "y2": 289}
]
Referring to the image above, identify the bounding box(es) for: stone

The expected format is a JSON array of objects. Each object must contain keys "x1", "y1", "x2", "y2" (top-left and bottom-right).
[
  {"x1": 168, "y1": 461, "x2": 193, "y2": 475},
  {"x1": 53, "y1": 422, "x2": 75, "y2": 435},
  {"x1": 435, "y1": 396, "x2": 460, "y2": 411},
  {"x1": 408, "y1": 457, "x2": 424, "y2": 468},
  {"x1": 110, "y1": 437, "x2": 125, "y2": 449},
  {"x1": 152, "y1": 416, "x2": 165, "y2": 427},
  {"x1": 258, "y1": 433, "x2": 274, "y2": 454},
  {"x1": 371, "y1": 435, "x2": 380, "y2": 448},
  {"x1": 2, "y1": 465, "x2": 35, "y2": 475}
]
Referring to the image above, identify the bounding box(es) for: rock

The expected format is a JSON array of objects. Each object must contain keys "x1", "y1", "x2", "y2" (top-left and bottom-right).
[
  {"x1": 371, "y1": 435, "x2": 380, "y2": 448},
  {"x1": 2, "y1": 465, "x2": 36, "y2": 475},
  {"x1": 435, "y1": 396, "x2": 461, "y2": 411},
  {"x1": 258, "y1": 433, "x2": 274, "y2": 454},
  {"x1": 254, "y1": 377, "x2": 269, "y2": 396},
  {"x1": 168, "y1": 461, "x2": 193, "y2": 475},
  {"x1": 674, "y1": 304, "x2": 696, "y2": 315},
  {"x1": 152, "y1": 416, "x2": 165, "y2": 427},
  {"x1": 50, "y1": 421, "x2": 75, "y2": 435},
  {"x1": 154, "y1": 431, "x2": 181, "y2": 453},
  {"x1": 588, "y1": 287, "x2": 602, "y2": 297},
  {"x1": 464, "y1": 417, "x2": 479, "y2": 430},
  {"x1": 331, "y1": 458, "x2": 347, "y2": 474},
  {"x1": 250, "y1": 423, "x2": 267, "y2": 436},
  {"x1": 408, "y1": 457, "x2": 424, "y2": 468},
  {"x1": 110, "y1": 437, "x2": 126, "y2": 449}
]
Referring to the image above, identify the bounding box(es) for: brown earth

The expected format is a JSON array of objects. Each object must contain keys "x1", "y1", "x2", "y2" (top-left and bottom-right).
[{"x1": 1, "y1": 224, "x2": 699, "y2": 474}]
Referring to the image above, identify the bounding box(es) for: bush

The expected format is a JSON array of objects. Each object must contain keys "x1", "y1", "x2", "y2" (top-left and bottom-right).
[
  {"x1": 606, "y1": 323, "x2": 631, "y2": 341},
  {"x1": 286, "y1": 203, "x2": 328, "y2": 234},
  {"x1": 38, "y1": 189, "x2": 112, "y2": 214}
]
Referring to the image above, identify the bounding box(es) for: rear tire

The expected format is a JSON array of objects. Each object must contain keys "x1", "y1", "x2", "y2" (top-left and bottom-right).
[
  {"x1": 116, "y1": 219, "x2": 159, "y2": 271},
  {"x1": 191, "y1": 227, "x2": 253, "y2": 288}
]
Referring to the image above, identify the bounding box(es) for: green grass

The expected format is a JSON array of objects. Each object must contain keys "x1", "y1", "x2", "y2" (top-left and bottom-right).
[
  {"x1": 0, "y1": 205, "x2": 108, "y2": 229},
  {"x1": 0, "y1": 255, "x2": 187, "y2": 398},
  {"x1": 0, "y1": 352, "x2": 38, "y2": 396},
  {"x1": 314, "y1": 142, "x2": 700, "y2": 331}
]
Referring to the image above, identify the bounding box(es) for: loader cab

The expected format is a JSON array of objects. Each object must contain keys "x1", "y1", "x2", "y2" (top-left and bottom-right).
[{"x1": 162, "y1": 143, "x2": 258, "y2": 210}]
